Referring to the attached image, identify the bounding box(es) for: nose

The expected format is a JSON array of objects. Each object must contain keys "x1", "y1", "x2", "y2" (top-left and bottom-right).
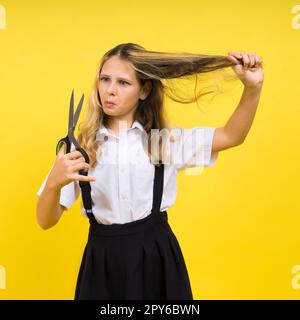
[{"x1": 107, "y1": 81, "x2": 117, "y2": 95}]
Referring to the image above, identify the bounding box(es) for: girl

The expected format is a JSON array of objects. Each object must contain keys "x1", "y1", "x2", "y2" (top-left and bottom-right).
[{"x1": 36, "y1": 43, "x2": 264, "y2": 300}]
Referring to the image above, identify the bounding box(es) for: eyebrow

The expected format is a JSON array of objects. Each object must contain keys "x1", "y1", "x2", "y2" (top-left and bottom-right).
[{"x1": 99, "y1": 73, "x2": 132, "y2": 83}]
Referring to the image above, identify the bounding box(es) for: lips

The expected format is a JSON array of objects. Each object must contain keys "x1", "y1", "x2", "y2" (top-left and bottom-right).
[{"x1": 105, "y1": 101, "x2": 116, "y2": 105}]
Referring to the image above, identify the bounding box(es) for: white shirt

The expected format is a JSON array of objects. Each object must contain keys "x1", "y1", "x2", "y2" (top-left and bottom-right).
[{"x1": 36, "y1": 120, "x2": 218, "y2": 224}]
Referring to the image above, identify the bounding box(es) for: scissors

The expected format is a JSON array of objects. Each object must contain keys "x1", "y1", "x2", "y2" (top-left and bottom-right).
[{"x1": 56, "y1": 89, "x2": 90, "y2": 175}]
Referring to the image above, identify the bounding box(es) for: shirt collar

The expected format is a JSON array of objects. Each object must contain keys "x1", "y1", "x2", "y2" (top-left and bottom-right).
[{"x1": 97, "y1": 120, "x2": 145, "y2": 139}]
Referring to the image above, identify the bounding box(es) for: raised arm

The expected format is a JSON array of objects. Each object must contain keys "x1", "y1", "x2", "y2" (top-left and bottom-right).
[{"x1": 212, "y1": 51, "x2": 264, "y2": 152}]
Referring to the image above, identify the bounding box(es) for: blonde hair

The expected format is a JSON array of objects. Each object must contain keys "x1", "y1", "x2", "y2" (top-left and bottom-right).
[{"x1": 77, "y1": 43, "x2": 240, "y2": 168}]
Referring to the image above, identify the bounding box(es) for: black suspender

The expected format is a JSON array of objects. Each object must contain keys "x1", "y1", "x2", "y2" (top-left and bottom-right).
[{"x1": 79, "y1": 161, "x2": 164, "y2": 224}]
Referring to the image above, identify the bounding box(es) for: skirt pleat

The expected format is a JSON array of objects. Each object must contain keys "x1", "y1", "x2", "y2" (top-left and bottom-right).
[{"x1": 74, "y1": 212, "x2": 193, "y2": 300}]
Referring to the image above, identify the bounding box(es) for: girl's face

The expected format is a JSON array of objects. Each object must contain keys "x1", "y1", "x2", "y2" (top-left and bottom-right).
[{"x1": 98, "y1": 56, "x2": 150, "y2": 122}]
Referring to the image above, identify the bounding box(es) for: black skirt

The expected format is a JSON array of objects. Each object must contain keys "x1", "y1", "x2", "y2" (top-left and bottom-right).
[
  {"x1": 74, "y1": 210, "x2": 194, "y2": 300},
  {"x1": 74, "y1": 162, "x2": 193, "y2": 300}
]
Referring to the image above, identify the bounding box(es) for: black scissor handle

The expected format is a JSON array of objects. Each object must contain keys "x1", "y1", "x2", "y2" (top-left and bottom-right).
[
  {"x1": 56, "y1": 136, "x2": 71, "y2": 155},
  {"x1": 76, "y1": 147, "x2": 90, "y2": 163},
  {"x1": 76, "y1": 147, "x2": 90, "y2": 176}
]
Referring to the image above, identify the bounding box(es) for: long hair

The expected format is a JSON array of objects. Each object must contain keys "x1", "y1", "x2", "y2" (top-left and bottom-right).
[{"x1": 77, "y1": 43, "x2": 242, "y2": 168}]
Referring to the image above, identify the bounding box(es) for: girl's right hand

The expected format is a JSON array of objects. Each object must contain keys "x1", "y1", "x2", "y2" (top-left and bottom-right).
[{"x1": 47, "y1": 144, "x2": 96, "y2": 189}]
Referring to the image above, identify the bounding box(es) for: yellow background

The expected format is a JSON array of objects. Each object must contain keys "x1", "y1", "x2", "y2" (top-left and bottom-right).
[{"x1": 0, "y1": 0, "x2": 299, "y2": 299}]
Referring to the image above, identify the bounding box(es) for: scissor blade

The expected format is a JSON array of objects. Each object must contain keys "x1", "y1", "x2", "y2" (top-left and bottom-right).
[
  {"x1": 73, "y1": 94, "x2": 84, "y2": 128},
  {"x1": 68, "y1": 89, "x2": 74, "y2": 129},
  {"x1": 68, "y1": 132, "x2": 81, "y2": 150}
]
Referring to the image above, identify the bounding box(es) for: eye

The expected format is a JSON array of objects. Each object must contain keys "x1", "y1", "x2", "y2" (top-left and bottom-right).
[
  {"x1": 100, "y1": 77, "x2": 129, "y2": 86},
  {"x1": 119, "y1": 80, "x2": 129, "y2": 86}
]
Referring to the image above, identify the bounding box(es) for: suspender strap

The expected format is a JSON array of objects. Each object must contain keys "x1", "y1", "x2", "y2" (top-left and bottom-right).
[
  {"x1": 79, "y1": 161, "x2": 165, "y2": 224},
  {"x1": 79, "y1": 180, "x2": 98, "y2": 224},
  {"x1": 151, "y1": 161, "x2": 165, "y2": 215}
]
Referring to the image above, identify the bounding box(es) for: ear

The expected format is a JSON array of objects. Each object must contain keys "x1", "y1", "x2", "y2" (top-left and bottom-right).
[{"x1": 139, "y1": 81, "x2": 152, "y2": 101}]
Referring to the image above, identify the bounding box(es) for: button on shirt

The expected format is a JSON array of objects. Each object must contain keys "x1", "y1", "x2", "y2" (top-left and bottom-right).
[{"x1": 36, "y1": 120, "x2": 218, "y2": 224}]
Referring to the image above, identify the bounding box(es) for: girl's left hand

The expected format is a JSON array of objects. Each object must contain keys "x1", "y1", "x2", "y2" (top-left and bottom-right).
[{"x1": 227, "y1": 51, "x2": 264, "y2": 89}]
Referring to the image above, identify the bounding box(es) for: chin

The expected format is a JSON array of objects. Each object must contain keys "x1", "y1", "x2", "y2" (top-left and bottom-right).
[{"x1": 103, "y1": 106, "x2": 115, "y2": 113}]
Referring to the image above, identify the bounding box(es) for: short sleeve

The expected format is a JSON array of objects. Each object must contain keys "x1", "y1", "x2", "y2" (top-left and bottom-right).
[
  {"x1": 36, "y1": 144, "x2": 81, "y2": 210},
  {"x1": 173, "y1": 126, "x2": 218, "y2": 171}
]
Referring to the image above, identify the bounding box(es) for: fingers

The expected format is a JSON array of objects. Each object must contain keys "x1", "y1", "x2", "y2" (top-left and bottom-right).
[
  {"x1": 71, "y1": 156, "x2": 86, "y2": 165},
  {"x1": 71, "y1": 161, "x2": 91, "y2": 172},
  {"x1": 73, "y1": 173, "x2": 96, "y2": 182},
  {"x1": 240, "y1": 52, "x2": 250, "y2": 68},
  {"x1": 65, "y1": 150, "x2": 85, "y2": 160},
  {"x1": 70, "y1": 162, "x2": 96, "y2": 182},
  {"x1": 244, "y1": 52, "x2": 261, "y2": 68},
  {"x1": 227, "y1": 51, "x2": 242, "y2": 64},
  {"x1": 57, "y1": 143, "x2": 66, "y2": 158},
  {"x1": 228, "y1": 51, "x2": 242, "y2": 59},
  {"x1": 229, "y1": 51, "x2": 262, "y2": 69},
  {"x1": 227, "y1": 55, "x2": 239, "y2": 64},
  {"x1": 254, "y1": 54, "x2": 262, "y2": 67},
  {"x1": 248, "y1": 54, "x2": 255, "y2": 67}
]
